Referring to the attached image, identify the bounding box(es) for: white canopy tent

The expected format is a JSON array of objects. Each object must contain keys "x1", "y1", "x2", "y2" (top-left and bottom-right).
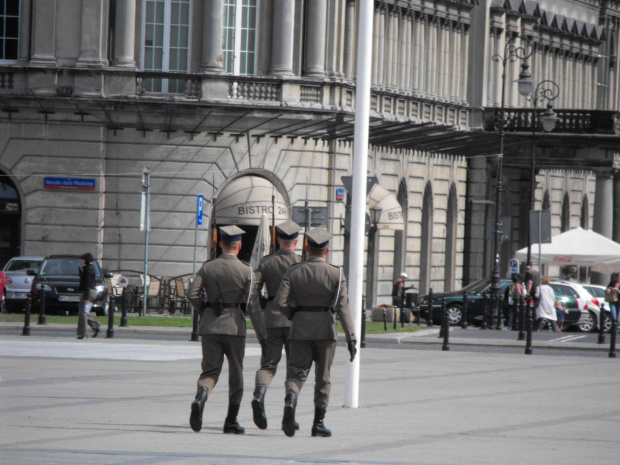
[{"x1": 514, "y1": 227, "x2": 620, "y2": 270}]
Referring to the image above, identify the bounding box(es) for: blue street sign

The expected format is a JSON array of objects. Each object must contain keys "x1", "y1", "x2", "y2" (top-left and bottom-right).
[{"x1": 196, "y1": 195, "x2": 204, "y2": 226}]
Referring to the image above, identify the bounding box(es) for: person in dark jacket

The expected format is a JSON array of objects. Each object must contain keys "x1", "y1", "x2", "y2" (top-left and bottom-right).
[{"x1": 77, "y1": 253, "x2": 101, "y2": 339}]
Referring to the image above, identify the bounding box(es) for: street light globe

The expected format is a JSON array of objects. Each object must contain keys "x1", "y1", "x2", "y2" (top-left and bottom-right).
[
  {"x1": 370, "y1": 205, "x2": 383, "y2": 226},
  {"x1": 515, "y1": 62, "x2": 536, "y2": 97},
  {"x1": 540, "y1": 103, "x2": 559, "y2": 132}
]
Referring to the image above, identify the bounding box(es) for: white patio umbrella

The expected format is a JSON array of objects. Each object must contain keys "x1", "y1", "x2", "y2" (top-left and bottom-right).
[{"x1": 514, "y1": 227, "x2": 620, "y2": 269}]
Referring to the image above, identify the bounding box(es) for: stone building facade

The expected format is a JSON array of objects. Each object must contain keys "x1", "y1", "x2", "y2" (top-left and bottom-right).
[{"x1": 0, "y1": 0, "x2": 618, "y2": 305}]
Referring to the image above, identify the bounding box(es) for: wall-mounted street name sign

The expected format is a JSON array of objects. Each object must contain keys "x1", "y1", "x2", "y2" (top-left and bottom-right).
[{"x1": 44, "y1": 177, "x2": 96, "y2": 190}]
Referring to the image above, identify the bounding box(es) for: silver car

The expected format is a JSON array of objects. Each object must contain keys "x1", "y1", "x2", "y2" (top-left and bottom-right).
[{"x1": 3, "y1": 256, "x2": 44, "y2": 311}]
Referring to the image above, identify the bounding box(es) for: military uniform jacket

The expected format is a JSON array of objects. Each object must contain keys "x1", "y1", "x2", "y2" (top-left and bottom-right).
[
  {"x1": 189, "y1": 253, "x2": 266, "y2": 339},
  {"x1": 274, "y1": 257, "x2": 356, "y2": 342},
  {"x1": 254, "y1": 249, "x2": 301, "y2": 329}
]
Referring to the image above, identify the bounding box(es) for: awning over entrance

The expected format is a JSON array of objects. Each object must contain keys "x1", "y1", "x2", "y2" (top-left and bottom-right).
[
  {"x1": 215, "y1": 176, "x2": 289, "y2": 226},
  {"x1": 367, "y1": 184, "x2": 404, "y2": 230}
]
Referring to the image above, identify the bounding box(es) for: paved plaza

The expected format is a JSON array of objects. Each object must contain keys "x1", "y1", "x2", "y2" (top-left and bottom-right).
[{"x1": 0, "y1": 332, "x2": 619, "y2": 465}]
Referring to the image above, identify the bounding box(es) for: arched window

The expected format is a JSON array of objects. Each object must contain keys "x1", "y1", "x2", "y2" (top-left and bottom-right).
[
  {"x1": 420, "y1": 182, "x2": 433, "y2": 294},
  {"x1": 393, "y1": 179, "x2": 408, "y2": 281},
  {"x1": 444, "y1": 184, "x2": 457, "y2": 291},
  {"x1": 561, "y1": 192, "x2": 570, "y2": 232},
  {"x1": 580, "y1": 195, "x2": 589, "y2": 229},
  {"x1": 542, "y1": 190, "x2": 551, "y2": 211}
]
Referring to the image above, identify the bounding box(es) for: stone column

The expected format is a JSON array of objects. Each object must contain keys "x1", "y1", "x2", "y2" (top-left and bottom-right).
[
  {"x1": 390, "y1": 8, "x2": 399, "y2": 89},
  {"x1": 371, "y1": 5, "x2": 380, "y2": 84},
  {"x1": 426, "y1": 17, "x2": 437, "y2": 98},
  {"x1": 201, "y1": 0, "x2": 225, "y2": 73},
  {"x1": 270, "y1": 0, "x2": 295, "y2": 76},
  {"x1": 402, "y1": 11, "x2": 412, "y2": 93},
  {"x1": 17, "y1": 0, "x2": 31, "y2": 63},
  {"x1": 613, "y1": 172, "x2": 620, "y2": 243},
  {"x1": 30, "y1": 0, "x2": 57, "y2": 66},
  {"x1": 383, "y1": 7, "x2": 393, "y2": 88},
  {"x1": 76, "y1": 0, "x2": 108, "y2": 67},
  {"x1": 592, "y1": 173, "x2": 614, "y2": 283},
  {"x1": 343, "y1": 0, "x2": 356, "y2": 79},
  {"x1": 376, "y1": 5, "x2": 385, "y2": 86},
  {"x1": 412, "y1": 14, "x2": 422, "y2": 94},
  {"x1": 450, "y1": 23, "x2": 459, "y2": 102},
  {"x1": 303, "y1": 0, "x2": 327, "y2": 77},
  {"x1": 112, "y1": 0, "x2": 137, "y2": 68},
  {"x1": 460, "y1": 26, "x2": 469, "y2": 104}
]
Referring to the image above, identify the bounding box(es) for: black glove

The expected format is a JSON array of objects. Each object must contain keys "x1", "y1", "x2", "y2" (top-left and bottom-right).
[
  {"x1": 259, "y1": 295, "x2": 267, "y2": 310},
  {"x1": 347, "y1": 340, "x2": 357, "y2": 362}
]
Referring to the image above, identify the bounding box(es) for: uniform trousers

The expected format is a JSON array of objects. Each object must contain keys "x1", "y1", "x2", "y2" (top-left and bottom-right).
[
  {"x1": 285, "y1": 339, "x2": 336, "y2": 409},
  {"x1": 77, "y1": 295, "x2": 101, "y2": 338},
  {"x1": 197, "y1": 334, "x2": 245, "y2": 405},
  {"x1": 255, "y1": 327, "x2": 291, "y2": 387}
]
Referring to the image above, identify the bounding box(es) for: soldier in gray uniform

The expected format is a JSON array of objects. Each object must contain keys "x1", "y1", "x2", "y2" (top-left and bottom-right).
[
  {"x1": 274, "y1": 227, "x2": 357, "y2": 438},
  {"x1": 251, "y1": 220, "x2": 302, "y2": 430},
  {"x1": 188, "y1": 225, "x2": 266, "y2": 435}
]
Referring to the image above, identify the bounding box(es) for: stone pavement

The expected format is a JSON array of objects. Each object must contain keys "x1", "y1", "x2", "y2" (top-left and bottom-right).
[{"x1": 1, "y1": 332, "x2": 619, "y2": 465}]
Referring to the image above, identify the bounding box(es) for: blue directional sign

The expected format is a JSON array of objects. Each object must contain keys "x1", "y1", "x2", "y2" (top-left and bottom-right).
[
  {"x1": 196, "y1": 195, "x2": 204, "y2": 225},
  {"x1": 44, "y1": 177, "x2": 96, "y2": 190}
]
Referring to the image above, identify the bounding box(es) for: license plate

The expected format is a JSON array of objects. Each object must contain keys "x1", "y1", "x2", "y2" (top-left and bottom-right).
[
  {"x1": 58, "y1": 295, "x2": 80, "y2": 302},
  {"x1": 8, "y1": 293, "x2": 27, "y2": 299}
]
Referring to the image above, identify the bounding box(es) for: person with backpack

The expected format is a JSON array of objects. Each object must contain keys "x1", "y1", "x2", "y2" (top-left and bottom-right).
[{"x1": 504, "y1": 274, "x2": 525, "y2": 328}]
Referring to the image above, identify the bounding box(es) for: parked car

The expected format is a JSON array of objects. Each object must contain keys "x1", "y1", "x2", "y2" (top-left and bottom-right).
[
  {"x1": 2, "y1": 256, "x2": 44, "y2": 312},
  {"x1": 549, "y1": 280, "x2": 611, "y2": 333},
  {"x1": 580, "y1": 284, "x2": 613, "y2": 333},
  {"x1": 29, "y1": 255, "x2": 112, "y2": 316},
  {"x1": 418, "y1": 278, "x2": 583, "y2": 328}
]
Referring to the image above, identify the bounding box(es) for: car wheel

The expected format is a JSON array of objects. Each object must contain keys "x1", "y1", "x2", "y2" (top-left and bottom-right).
[
  {"x1": 446, "y1": 304, "x2": 463, "y2": 326},
  {"x1": 578, "y1": 312, "x2": 596, "y2": 333},
  {"x1": 603, "y1": 313, "x2": 613, "y2": 333},
  {"x1": 95, "y1": 301, "x2": 109, "y2": 317}
]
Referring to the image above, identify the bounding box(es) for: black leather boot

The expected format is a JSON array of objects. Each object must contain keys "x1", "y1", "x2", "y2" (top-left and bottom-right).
[
  {"x1": 281, "y1": 392, "x2": 297, "y2": 437},
  {"x1": 311, "y1": 407, "x2": 331, "y2": 437},
  {"x1": 189, "y1": 389, "x2": 208, "y2": 433},
  {"x1": 251, "y1": 386, "x2": 268, "y2": 430},
  {"x1": 223, "y1": 404, "x2": 245, "y2": 434}
]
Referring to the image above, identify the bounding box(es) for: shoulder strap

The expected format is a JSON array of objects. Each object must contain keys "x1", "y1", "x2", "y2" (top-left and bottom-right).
[{"x1": 330, "y1": 267, "x2": 342, "y2": 312}]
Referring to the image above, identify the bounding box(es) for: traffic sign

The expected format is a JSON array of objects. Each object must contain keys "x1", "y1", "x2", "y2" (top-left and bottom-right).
[
  {"x1": 509, "y1": 259, "x2": 519, "y2": 275},
  {"x1": 196, "y1": 195, "x2": 204, "y2": 226}
]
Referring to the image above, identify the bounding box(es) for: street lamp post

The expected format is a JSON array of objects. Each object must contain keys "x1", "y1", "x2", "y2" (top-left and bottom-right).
[
  {"x1": 366, "y1": 205, "x2": 383, "y2": 311},
  {"x1": 490, "y1": 36, "x2": 533, "y2": 320},
  {"x1": 515, "y1": 74, "x2": 560, "y2": 267}
]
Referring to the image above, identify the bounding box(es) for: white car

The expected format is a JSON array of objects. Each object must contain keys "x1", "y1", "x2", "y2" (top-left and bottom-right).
[
  {"x1": 2, "y1": 256, "x2": 44, "y2": 311},
  {"x1": 549, "y1": 280, "x2": 610, "y2": 333},
  {"x1": 581, "y1": 284, "x2": 614, "y2": 332}
]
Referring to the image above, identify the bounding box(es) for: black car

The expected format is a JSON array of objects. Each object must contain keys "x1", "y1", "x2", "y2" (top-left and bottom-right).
[
  {"x1": 29, "y1": 255, "x2": 112, "y2": 316},
  {"x1": 417, "y1": 278, "x2": 582, "y2": 327}
]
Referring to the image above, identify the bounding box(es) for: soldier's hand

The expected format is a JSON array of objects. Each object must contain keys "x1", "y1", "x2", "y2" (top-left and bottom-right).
[{"x1": 347, "y1": 340, "x2": 357, "y2": 362}]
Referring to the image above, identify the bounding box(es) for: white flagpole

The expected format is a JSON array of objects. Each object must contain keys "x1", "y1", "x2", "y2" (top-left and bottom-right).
[{"x1": 344, "y1": 0, "x2": 374, "y2": 409}]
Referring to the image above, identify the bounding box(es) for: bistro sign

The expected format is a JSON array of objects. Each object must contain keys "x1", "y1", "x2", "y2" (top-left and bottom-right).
[{"x1": 44, "y1": 177, "x2": 96, "y2": 190}]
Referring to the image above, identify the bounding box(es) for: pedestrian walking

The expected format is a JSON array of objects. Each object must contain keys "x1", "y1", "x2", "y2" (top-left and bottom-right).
[
  {"x1": 274, "y1": 227, "x2": 357, "y2": 438},
  {"x1": 555, "y1": 299, "x2": 566, "y2": 332},
  {"x1": 188, "y1": 225, "x2": 266, "y2": 435},
  {"x1": 605, "y1": 272, "x2": 620, "y2": 321},
  {"x1": 525, "y1": 265, "x2": 540, "y2": 298},
  {"x1": 251, "y1": 220, "x2": 302, "y2": 431},
  {"x1": 504, "y1": 274, "x2": 525, "y2": 327},
  {"x1": 76, "y1": 253, "x2": 101, "y2": 339},
  {"x1": 534, "y1": 276, "x2": 559, "y2": 332}
]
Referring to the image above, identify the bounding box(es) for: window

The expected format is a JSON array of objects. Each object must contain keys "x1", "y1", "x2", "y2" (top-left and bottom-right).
[
  {"x1": 142, "y1": 0, "x2": 191, "y2": 93},
  {"x1": 222, "y1": 0, "x2": 257, "y2": 75},
  {"x1": 0, "y1": 0, "x2": 19, "y2": 62}
]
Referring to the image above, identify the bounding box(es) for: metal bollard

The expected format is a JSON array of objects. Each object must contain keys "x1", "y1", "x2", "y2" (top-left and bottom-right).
[
  {"x1": 481, "y1": 294, "x2": 488, "y2": 329},
  {"x1": 190, "y1": 306, "x2": 199, "y2": 342},
  {"x1": 120, "y1": 288, "x2": 128, "y2": 327},
  {"x1": 461, "y1": 290, "x2": 468, "y2": 329},
  {"x1": 427, "y1": 288, "x2": 434, "y2": 327},
  {"x1": 382, "y1": 308, "x2": 387, "y2": 332},
  {"x1": 439, "y1": 298, "x2": 445, "y2": 339},
  {"x1": 597, "y1": 304, "x2": 606, "y2": 344},
  {"x1": 609, "y1": 318, "x2": 618, "y2": 358},
  {"x1": 106, "y1": 294, "x2": 115, "y2": 339},
  {"x1": 169, "y1": 297, "x2": 176, "y2": 316},
  {"x1": 361, "y1": 304, "x2": 367, "y2": 348},
  {"x1": 139, "y1": 296, "x2": 144, "y2": 316},
  {"x1": 442, "y1": 298, "x2": 450, "y2": 351},
  {"x1": 37, "y1": 289, "x2": 47, "y2": 325},
  {"x1": 525, "y1": 304, "x2": 533, "y2": 355},
  {"x1": 22, "y1": 295, "x2": 32, "y2": 336},
  {"x1": 511, "y1": 296, "x2": 519, "y2": 331},
  {"x1": 393, "y1": 303, "x2": 398, "y2": 330},
  {"x1": 495, "y1": 292, "x2": 502, "y2": 330},
  {"x1": 518, "y1": 296, "x2": 526, "y2": 341},
  {"x1": 400, "y1": 306, "x2": 405, "y2": 329}
]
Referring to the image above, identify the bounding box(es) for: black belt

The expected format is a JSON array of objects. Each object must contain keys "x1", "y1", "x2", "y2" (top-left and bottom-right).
[
  {"x1": 297, "y1": 306, "x2": 330, "y2": 312},
  {"x1": 267, "y1": 296, "x2": 276, "y2": 302},
  {"x1": 205, "y1": 302, "x2": 240, "y2": 308}
]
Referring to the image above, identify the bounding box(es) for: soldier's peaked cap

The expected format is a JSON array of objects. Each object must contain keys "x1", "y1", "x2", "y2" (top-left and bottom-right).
[
  {"x1": 219, "y1": 225, "x2": 246, "y2": 242},
  {"x1": 276, "y1": 219, "x2": 302, "y2": 239},
  {"x1": 306, "y1": 227, "x2": 331, "y2": 248}
]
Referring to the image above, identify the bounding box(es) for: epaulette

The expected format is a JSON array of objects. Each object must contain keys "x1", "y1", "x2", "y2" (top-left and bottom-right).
[
  {"x1": 240, "y1": 260, "x2": 250, "y2": 266},
  {"x1": 328, "y1": 263, "x2": 341, "y2": 270}
]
